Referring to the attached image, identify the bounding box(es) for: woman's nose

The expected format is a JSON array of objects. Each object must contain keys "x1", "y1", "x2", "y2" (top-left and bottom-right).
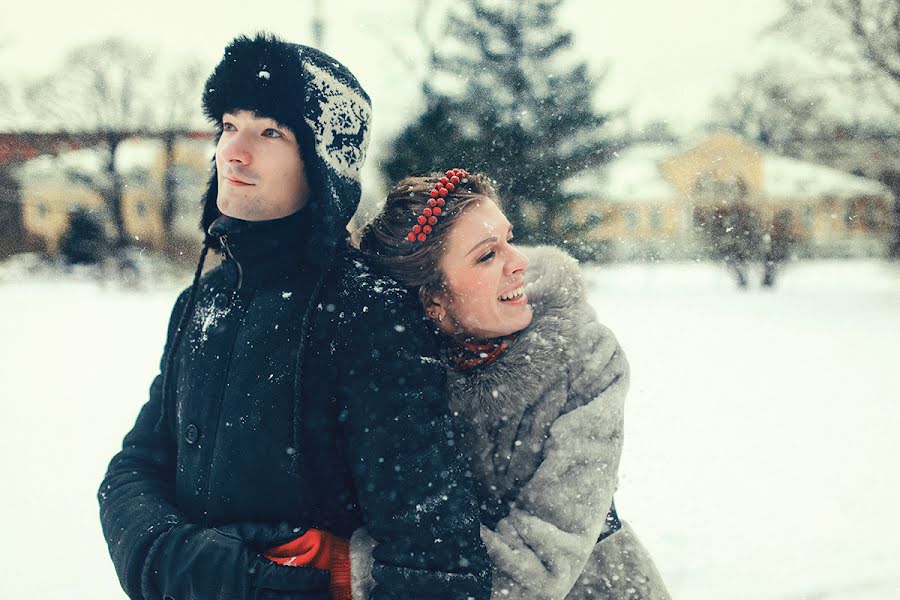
[{"x1": 506, "y1": 245, "x2": 529, "y2": 275}]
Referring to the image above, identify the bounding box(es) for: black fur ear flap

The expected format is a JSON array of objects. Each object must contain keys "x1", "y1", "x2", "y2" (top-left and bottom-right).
[{"x1": 200, "y1": 160, "x2": 222, "y2": 248}]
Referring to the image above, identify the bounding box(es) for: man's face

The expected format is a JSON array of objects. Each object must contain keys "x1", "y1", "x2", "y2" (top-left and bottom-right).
[{"x1": 215, "y1": 110, "x2": 309, "y2": 221}]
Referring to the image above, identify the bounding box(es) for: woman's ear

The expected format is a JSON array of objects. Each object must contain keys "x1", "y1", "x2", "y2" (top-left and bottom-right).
[{"x1": 420, "y1": 288, "x2": 446, "y2": 322}]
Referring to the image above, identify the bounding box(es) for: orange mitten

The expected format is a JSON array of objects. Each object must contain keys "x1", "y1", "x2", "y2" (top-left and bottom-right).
[{"x1": 265, "y1": 529, "x2": 351, "y2": 600}]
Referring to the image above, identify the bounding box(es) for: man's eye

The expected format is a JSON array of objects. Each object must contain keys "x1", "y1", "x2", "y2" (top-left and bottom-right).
[
  {"x1": 263, "y1": 129, "x2": 283, "y2": 138},
  {"x1": 477, "y1": 250, "x2": 495, "y2": 263},
  {"x1": 222, "y1": 122, "x2": 236, "y2": 131}
]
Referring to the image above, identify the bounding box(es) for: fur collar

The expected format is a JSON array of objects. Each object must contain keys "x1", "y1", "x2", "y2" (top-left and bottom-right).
[{"x1": 447, "y1": 245, "x2": 588, "y2": 418}]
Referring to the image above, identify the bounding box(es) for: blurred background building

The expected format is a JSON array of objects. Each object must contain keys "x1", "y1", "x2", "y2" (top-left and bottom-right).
[{"x1": 0, "y1": 0, "x2": 897, "y2": 279}]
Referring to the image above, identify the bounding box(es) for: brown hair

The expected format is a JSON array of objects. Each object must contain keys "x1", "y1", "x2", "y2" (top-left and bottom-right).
[{"x1": 358, "y1": 172, "x2": 500, "y2": 296}]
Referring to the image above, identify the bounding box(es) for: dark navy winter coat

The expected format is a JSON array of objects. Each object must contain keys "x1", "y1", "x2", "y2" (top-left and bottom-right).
[
  {"x1": 98, "y1": 213, "x2": 490, "y2": 600},
  {"x1": 98, "y1": 35, "x2": 490, "y2": 600}
]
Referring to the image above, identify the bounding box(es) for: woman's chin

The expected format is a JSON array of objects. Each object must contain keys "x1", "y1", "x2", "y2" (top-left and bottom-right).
[
  {"x1": 511, "y1": 306, "x2": 534, "y2": 333},
  {"x1": 491, "y1": 307, "x2": 534, "y2": 338}
]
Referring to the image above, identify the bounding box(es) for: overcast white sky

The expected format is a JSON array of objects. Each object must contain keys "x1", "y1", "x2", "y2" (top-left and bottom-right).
[
  {"x1": 3, "y1": 0, "x2": 820, "y2": 198},
  {"x1": 1, "y1": 0, "x2": 794, "y2": 133}
]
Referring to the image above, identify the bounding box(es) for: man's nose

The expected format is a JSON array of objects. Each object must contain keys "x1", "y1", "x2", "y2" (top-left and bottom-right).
[{"x1": 220, "y1": 132, "x2": 252, "y2": 165}]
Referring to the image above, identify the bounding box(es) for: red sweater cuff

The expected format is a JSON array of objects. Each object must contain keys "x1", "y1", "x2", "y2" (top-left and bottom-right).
[{"x1": 328, "y1": 536, "x2": 351, "y2": 600}]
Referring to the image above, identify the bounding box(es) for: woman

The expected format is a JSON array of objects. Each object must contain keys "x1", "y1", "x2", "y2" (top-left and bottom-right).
[{"x1": 268, "y1": 169, "x2": 670, "y2": 600}]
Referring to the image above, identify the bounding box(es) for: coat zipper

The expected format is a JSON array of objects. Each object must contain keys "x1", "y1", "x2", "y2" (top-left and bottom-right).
[
  {"x1": 199, "y1": 295, "x2": 249, "y2": 523},
  {"x1": 200, "y1": 237, "x2": 248, "y2": 521},
  {"x1": 219, "y1": 234, "x2": 243, "y2": 289}
]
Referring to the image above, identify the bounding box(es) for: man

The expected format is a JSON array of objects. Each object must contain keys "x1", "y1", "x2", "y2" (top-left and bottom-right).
[{"x1": 98, "y1": 33, "x2": 490, "y2": 600}]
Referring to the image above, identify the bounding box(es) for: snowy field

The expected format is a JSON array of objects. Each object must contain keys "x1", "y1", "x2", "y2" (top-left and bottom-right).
[{"x1": 1, "y1": 259, "x2": 899, "y2": 599}]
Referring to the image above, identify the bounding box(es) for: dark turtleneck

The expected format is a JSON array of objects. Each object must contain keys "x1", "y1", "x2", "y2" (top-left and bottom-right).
[{"x1": 207, "y1": 209, "x2": 316, "y2": 289}]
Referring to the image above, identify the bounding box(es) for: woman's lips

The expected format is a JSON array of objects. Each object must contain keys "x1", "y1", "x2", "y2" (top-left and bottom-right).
[{"x1": 500, "y1": 293, "x2": 528, "y2": 306}]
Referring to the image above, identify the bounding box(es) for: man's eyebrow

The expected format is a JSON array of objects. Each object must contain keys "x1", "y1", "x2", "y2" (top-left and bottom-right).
[{"x1": 222, "y1": 112, "x2": 291, "y2": 131}]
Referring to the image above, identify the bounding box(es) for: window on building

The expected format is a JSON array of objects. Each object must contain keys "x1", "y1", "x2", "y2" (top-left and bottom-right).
[
  {"x1": 626, "y1": 209, "x2": 639, "y2": 231},
  {"x1": 136, "y1": 201, "x2": 147, "y2": 219},
  {"x1": 127, "y1": 169, "x2": 150, "y2": 186},
  {"x1": 585, "y1": 211, "x2": 602, "y2": 229},
  {"x1": 693, "y1": 173, "x2": 749, "y2": 204},
  {"x1": 36, "y1": 202, "x2": 48, "y2": 219},
  {"x1": 864, "y1": 200, "x2": 879, "y2": 230},
  {"x1": 845, "y1": 202, "x2": 856, "y2": 228},
  {"x1": 804, "y1": 206, "x2": 814, "y2": 229},
  {"x1": 650, "y1": 206, "x2": 663, "y2": 230}
]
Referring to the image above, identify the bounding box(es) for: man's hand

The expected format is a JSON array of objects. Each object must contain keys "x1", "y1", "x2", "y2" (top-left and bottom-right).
[
  {"x1": 147, "y1": 523, "x2": 331, "y2": 600},
  {"x1": 265, "y1": 528, "x2": 351, "y2": 600}
]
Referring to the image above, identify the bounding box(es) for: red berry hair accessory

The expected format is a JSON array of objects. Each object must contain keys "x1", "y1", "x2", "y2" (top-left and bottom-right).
[{"x1": 406, "y1": 168, "x2": 470, "y2": 242}]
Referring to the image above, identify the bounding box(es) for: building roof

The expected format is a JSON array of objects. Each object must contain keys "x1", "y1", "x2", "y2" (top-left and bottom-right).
[
  {"x1": 563, "y1": 143, "x2": 679, "y2": 203},
  {"x1": 15, "y1": 136, "x2": 213, "y2": 185},
  {"x1": 564, "y1": 137, "x2": 892, "y2": 204},
  {"x1": 763, "y1": 154, "x2": 890, "y2": 199},
  {"x1": 16, "y1": 147, "x2": 106, "y2": 183}
]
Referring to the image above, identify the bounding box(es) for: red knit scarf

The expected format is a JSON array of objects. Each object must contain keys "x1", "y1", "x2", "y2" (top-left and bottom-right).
[{"x1": 448, "y1": 334, "x2": 517, "y2": 371}]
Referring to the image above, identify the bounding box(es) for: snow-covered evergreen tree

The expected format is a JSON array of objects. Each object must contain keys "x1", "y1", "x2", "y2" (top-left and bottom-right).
[{"x1": 382, "y1": 0, "x2": 613, "y2": 243}]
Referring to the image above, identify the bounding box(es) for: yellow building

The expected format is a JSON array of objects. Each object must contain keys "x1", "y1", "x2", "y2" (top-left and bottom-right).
[
  {"x1": 562, "y1": 132, "x2": 894, "y2": 259},
  {"x1": 17, "y1": 136, "x2": 213, "y2": 253}
]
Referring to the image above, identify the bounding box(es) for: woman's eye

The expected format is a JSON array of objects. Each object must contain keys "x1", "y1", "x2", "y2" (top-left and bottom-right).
[
  {"x1": 263, "y1": 128, "x2": 283, "y2": 138},
  {"x1": 477, "y1": 250, "x2": 495, "y2": 263}
]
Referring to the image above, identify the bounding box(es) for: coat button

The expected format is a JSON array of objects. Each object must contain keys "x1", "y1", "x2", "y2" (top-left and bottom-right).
[
  {"x1": 185, "y1": 424, "x2": 199, "y2": 445},
  {"x1": 213, "y1": 292, "x2": 229, "y2": 309}
]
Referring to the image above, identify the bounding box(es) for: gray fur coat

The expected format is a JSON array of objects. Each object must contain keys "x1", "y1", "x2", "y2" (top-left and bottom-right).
[{"x1": 352, "y1": 246, "x2": 670, "y2": 600}]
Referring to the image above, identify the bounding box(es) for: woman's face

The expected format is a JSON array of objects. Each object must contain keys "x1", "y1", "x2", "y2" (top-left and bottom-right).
[{"x1": 428, "y1": 198, "x2": 532, "y2": 340}]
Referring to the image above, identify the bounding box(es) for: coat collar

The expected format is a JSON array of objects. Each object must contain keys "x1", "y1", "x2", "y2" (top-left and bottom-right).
[{"x1": 208, "y1": 210, "x2": 316, "y2": 288}]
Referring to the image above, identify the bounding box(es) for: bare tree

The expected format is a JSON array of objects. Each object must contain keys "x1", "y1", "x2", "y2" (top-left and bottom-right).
[
  {"x1": 24, "y1": 39, "x2": 209, "y2": 249},
  {"x1": 711, "y1": 62, "x2": 828, "y2": 152},
  {"x1": 25, "y1": 38, "x2": 158, "y2": 249},
  {"x1": 768, "y1": 1, "x2": 900, "y2": 260},
  {"x1": 767, "y1": 0, "x2": 900, "y2": 114},
  {"x1": 311, "y1": 0, "x2": 326, "y2": 48},
  {"x1": 366, "y1": 0, "x2": 437, "y2": 91},
  {"x1": 157, "y1": 60, "x2": 207, "y2": 241},
  {"x1": 0, "y1": 36, "x2": 18, "y2": 128},
  {"x1": 0, "y1": 79, "x2": 8, "y2": 115}
]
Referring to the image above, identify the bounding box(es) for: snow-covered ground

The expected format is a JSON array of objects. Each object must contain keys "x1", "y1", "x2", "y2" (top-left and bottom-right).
[{"x1": 2, "y1": 259, "x2": 899, "y2": 599}]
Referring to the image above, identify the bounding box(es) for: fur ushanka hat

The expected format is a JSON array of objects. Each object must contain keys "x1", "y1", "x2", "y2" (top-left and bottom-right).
[
  {"x1": 157, "y1": 33, "x2": 372, "y2": 435},
  {"x1": 198, "y1": 32, "x2": 372, "y2": 254}
]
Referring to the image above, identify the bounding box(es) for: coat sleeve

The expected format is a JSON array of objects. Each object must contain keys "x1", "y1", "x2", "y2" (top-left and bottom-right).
[
  {"x1": 98, "y1": 288, "x2": 192, "y2": 598},
  {"x1": 481, "y1": 312, "x2": 630, "y2": 600},
  {"x1": 338, "y1": 291, "x2": 492, "y2": 600},
  {"x1": 98, "y1": 289, "x2": 330, "y2": 600}
]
